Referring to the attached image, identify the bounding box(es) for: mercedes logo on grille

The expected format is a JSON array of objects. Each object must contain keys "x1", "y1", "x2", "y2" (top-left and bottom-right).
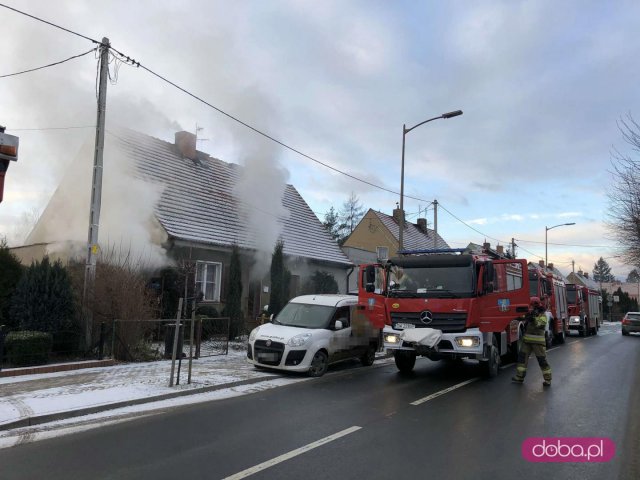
[
  {"x1": 266, "y1": 339, "x2": 272, "y2": 347},
  {"x1": 420, "y1": 310, "x2": 434, "y2": 325}
]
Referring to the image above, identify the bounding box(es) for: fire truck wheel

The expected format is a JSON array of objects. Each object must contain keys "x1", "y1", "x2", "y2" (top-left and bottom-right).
[
  {"x1": 592, "y1": 323, "x2": 598, "y2": 336},
  {"x1": 555, "y1": 325, "x2": 566, "y2": 344},
  {"x1": 394, "y1": 350, "x2": 416, "y2": 373},
  {"x1": 545, "y1": 330, "x2": 553, "y2": 349},
  {"x1": 481, "y1": 344, "x2": 500, "y2": 378},
  {"x1": 580, "y1": 321, "x2": 588, "y2": 337},
  {"x1": 308, "y1": 350, "x2": 329, "y2": 377}
]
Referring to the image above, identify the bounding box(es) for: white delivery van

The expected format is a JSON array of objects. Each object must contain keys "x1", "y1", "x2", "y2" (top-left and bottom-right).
[{"x1": 247, "y1": 294, "x2": 380, "y2": 377}]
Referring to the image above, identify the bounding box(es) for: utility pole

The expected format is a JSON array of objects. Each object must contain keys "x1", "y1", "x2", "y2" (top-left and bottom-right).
[
  {"x1": 511, "y1": 238, "x2": 516, "y2": 258},
  {"x1": 572, "y1": 260, "x2": 575, "y2": 273},
  {"x1": 433, "y1": 199, "x2": 438, "y2": 248},
  {"x1": 82, "y1": 37, "x2": 110, "y2": 351}
]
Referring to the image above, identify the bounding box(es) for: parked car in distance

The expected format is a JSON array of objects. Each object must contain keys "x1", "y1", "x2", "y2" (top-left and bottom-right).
[
  {"x1": 621, "y1": 312, "x2": 640, "y2": 336},
  {"x1": 247, "y1": 294, "x2": 380, "y2": 377}
]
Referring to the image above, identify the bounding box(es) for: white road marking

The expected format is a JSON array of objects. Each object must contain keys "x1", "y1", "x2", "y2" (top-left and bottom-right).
[
  {"x1": 410, "y1": 378, "x2": 478, "y2": 406},
  {"x1": 221, "y1": 426, "x2": 362, "y2": 479}
]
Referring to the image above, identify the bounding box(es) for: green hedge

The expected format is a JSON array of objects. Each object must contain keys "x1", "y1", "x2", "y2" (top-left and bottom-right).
[{"x1": 4, "y1": 331, "x2": 53, "y2": 367}]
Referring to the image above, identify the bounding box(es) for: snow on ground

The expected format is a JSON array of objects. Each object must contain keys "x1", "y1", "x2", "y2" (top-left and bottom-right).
[
  {"x1": 0, "y1": 345, "x2": 393, "y2": 449},
  {"x1": 0, "y1": 377, "x2": 310, "y2": 449}
]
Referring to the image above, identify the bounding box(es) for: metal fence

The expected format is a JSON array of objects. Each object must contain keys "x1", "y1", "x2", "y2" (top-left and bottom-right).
[{"x1": 111, "y1": 316, "x2": 230, "y2": 362}]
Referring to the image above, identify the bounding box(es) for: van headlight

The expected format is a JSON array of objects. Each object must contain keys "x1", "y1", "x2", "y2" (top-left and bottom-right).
[
  {"x1": 569, "y1": 316, "x2": 581, "y2": 324},
  {"x1": 455, "y1": 336, "x2": 480, "y2": 348},
  {"x1": 249, "y1": 327, "x2": 259, "y2": 342},
  {"x1": 288, "y1": 333, "x2": 312, "y2": 347}
]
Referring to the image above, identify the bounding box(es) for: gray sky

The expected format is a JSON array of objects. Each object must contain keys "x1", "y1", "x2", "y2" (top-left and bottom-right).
[{"x1": 1, "y1": 0, "x2": 639, "y2": 278}]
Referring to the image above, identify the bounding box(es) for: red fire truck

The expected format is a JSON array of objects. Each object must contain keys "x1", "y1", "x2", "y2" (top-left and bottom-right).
[
  {"x1": 358, "y1": 248, "x2": 531, "y2": 377},
  {"x1": 567, "y1": 284, "x2": 602, "y2": 336},
  {"x1": 528, "y1": 262, "x2": 569, "y2": 346}
]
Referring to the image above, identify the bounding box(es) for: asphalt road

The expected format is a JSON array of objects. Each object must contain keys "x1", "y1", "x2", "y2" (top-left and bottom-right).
[{"x1": 1, "y1": 323, "x2": 638, "y2": 480}]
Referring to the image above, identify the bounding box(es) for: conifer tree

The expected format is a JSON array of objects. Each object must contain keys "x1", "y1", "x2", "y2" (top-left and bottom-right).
[
  {"x1": 0, "y1": 238, "x2": 24, "y2": 328},
  {"x1": 225, "y1": 244, "x2": 243, "y2": 339},
  {"x1": 10, "y1": 257, "x2": 75, "y2": 333}
]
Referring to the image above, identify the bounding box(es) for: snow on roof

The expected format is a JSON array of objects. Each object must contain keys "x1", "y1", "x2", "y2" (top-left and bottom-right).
[{"x1": 112, "y1": 129, "x2": 351, "y2": 266}]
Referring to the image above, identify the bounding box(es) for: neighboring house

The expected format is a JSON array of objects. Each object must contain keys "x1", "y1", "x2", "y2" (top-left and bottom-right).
[
  {"x1": 17, "y1": 129, "x2": 352, "y2": 319},
  {"x1": 566, "y1": 270, "x2": 601, "y2": 291},
  {"x1": 342, "y1": 208, "x2": 450, "y2": 263}
]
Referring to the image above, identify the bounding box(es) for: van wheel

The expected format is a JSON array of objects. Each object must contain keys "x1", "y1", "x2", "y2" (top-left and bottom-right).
[
  {"x1": 360, "y1": 346, "x2": 376, "y2": 367},
  {"x1": 394, "y1": 350, "x2": 416, "y2": 373},
  {"x1": 308, "y1": 351, "x2": 328, "y2": 377}
]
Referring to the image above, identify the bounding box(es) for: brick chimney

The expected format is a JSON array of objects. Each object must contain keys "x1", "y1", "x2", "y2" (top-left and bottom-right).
[
  {"x1": 483, "y1": 242, "x2": 491, "y2": 251},
  {"x1": 175, "y1": 131, "x2": 197, "y2": 160},
  {"x1": 539, "y1": 260, "x2": 545, "y2": 268},
  {"x1": 416, "y1": 218, "x2": 428, "y2": 233},
  {"x1": 584, "y1": 272, "x2": 589, "y2": 279},
  {"x1": 548, "y1": 263, "x2": 554, "y2": 271},
  {"x1": 496, "y1": 245, "x2": 504, "y2": 256},
  {"x1": 393, "y1": 208, "x2": 404, "y2": 225}
]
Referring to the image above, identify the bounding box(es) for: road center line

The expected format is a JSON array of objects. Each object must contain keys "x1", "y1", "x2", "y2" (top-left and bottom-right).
[
  {"x1": 221, "y1": 426, "x2": 362, "y2": 480},
  {"x1": 411, "y1": 378, "x2": 478, "y2": 406}
]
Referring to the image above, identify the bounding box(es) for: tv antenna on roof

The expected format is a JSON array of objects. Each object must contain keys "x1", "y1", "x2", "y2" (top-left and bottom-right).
[{"x1": 195, "y1": 123, "x2": 209, "y2": 145}]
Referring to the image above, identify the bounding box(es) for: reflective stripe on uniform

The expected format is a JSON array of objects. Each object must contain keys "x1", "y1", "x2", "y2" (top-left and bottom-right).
[{"x1": 523, "y1": 334, "x2": 546, "y2": 345}]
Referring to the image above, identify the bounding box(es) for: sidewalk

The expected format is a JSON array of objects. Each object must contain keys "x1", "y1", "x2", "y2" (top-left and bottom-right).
[
  {"x1": 0, "y1": 348, "x2": 391, "y2": 432},
  {"x1": 0, "y1": 348, "x2": 285, "y2": 431}
]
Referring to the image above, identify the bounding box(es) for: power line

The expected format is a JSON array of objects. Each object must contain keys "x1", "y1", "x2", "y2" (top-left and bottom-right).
[
  {"x1": 437, "y1": 202, "x2": 508, "y2": 245},
  {"x1": 0, "y1": 3, "x2": 101, "y2": 44},
  {"x1": 134, "y1": 61, "x2": 436, "y2": 202},
  {"x1": 515, "y1": 238, "x2": 613, "y2": 248},
  {"x1": 0, "y1": 2, "x2": 438, "y2": 205},
  {"x1": 0, "y1": 47, "x2": 97, "y2": 79}
]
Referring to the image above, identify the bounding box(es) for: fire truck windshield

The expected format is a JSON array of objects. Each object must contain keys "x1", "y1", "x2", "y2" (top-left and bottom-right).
[
  {"x1": 388, "y1": 265, "x2": 474, "y2": 298},
  {"x1": 566, "y1": 288, "x2": 577, "y2": 304}
]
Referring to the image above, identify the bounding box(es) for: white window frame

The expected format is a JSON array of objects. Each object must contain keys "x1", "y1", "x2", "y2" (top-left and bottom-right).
[
  {"x1": 195, "y1": 261, "x2": 222, "y2": 302},
  {"x1": 377, "y1": 246, "x2": 389, "y2": 261}
]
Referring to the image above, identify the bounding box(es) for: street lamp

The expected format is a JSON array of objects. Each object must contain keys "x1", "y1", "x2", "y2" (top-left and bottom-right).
[
  {"x1": 398, "y1": 110, "x2": 463, "y2": 251},
  {"x1": 545, "y1": 222, "x2": 576, "y2": 266}
]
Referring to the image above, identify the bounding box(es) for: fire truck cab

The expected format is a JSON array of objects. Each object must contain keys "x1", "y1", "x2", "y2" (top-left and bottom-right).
[{"x1": 358, "y1": 249, "x2": 531, "y2": 378}]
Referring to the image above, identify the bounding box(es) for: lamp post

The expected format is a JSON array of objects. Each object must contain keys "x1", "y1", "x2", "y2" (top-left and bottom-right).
[
  {"x1": 545, "y1": 222, "x2": 575, "y2": 266},
  {"x1": 399, "y1": 110, "x2": 463, "y2": 252}
]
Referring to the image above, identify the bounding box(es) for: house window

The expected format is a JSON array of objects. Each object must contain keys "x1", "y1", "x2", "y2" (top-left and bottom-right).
[
  {"x1": 377, "y1": 246, "x2": 389, "y2": 261},
  {"x1": 195, "y1": 261, "x2": 222, "y2": 302}
]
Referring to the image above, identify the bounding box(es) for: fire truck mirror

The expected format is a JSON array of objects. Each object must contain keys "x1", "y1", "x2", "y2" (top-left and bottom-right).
[
  {"x1": 484, "y1": 262, "x2": 495, "y2": 293},
  {"x1": 364, "y1": 265, "x2": 376, "y2": 293}
]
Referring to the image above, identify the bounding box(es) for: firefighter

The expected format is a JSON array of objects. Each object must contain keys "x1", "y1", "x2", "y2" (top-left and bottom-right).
[{"x1": 512, "y1": 297, "x2": 552, "y2": 387}]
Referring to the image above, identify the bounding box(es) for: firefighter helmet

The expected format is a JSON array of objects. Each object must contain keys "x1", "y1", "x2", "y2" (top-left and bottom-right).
[{"x1": 530, "y1": 297, "x2": 543, "y2": 309}]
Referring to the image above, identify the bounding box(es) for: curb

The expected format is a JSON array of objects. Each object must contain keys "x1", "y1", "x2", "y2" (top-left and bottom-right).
[{"x1": 0, "y1": 374, "x2": 280, "y2": 432}]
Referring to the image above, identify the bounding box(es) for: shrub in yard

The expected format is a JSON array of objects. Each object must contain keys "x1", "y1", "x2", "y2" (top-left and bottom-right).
[
  {"x1": 10, "y1": 257, "x2": 75, "y2": 333},
  {"x1": 301, "y1": 270, "x2": 339, "y2": 295},
  {"x1": 0, "y1": 238, "x2": 24, "y2": 329},
  {"x1": 5, "y1": 331, "x2": 53, "y2": 367}
]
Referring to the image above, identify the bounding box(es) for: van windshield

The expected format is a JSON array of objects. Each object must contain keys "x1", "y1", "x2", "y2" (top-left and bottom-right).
[{"x1": 274, "y1": 303, "x2": 336, "y2": 329}]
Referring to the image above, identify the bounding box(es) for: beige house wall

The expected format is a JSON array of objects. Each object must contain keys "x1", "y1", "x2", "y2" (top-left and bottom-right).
[
  {"x1": 343, "y1": 210, "x2": 399, "y2": 258},
  {"x1": 9, "y1": 243, "x2": 66, "y2": 266}
]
